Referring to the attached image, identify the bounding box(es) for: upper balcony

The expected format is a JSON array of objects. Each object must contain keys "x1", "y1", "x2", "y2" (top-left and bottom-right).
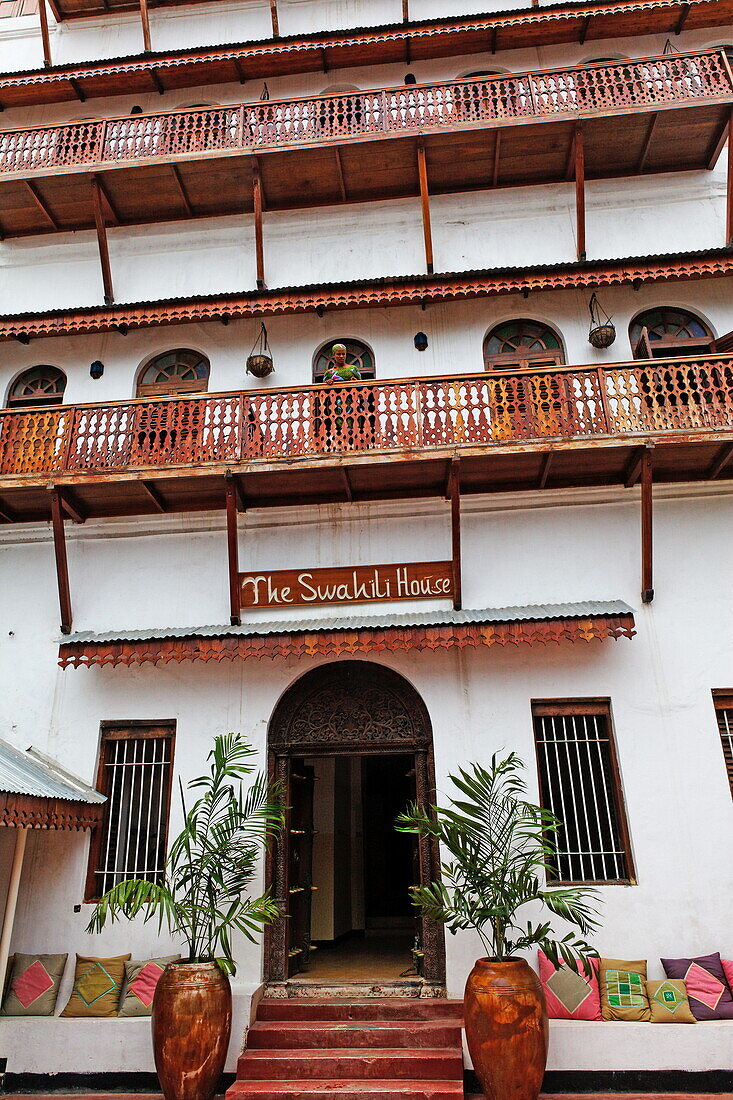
[
  {"x1": 1, "y1": 353, "x2": 731, "y2": 524},
  {"x1": 1, "y1": 51, "x2": 731, "y2": 240}
]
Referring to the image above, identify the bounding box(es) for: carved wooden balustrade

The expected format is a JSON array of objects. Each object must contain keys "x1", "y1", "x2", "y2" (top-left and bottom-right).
[
  {"x1": 1, "y1": 356, "x2": 731, "y2": 480},
  {"x1": 0, "y1": 51, "x2": 729, "y2": 176}
]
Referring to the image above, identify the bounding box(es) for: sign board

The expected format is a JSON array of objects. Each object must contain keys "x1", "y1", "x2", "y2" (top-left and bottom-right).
[{"x1": 239, "y1": 561, "x2": 454, "y2": 610}]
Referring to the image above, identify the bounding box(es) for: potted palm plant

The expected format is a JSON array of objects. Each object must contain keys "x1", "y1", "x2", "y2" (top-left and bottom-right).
[
  {"x1": 87, "y1": 733, "x2": 284, "y2": 1100},
  {"x1": 397, "y1": 752, "x2": 600, "y2": 1100}
]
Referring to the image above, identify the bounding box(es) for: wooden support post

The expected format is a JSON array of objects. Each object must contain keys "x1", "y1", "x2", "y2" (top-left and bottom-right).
[
  {"x1": 641, "y1": 447, "x2": 653, "y2": 604},
  {"x1": 269, "y1": 0, "x2": 279, "y2": 36},
  {"x1": 38, "y1": 0, "x2": 52, "y2": 68},
  {"x1": 253, "y1": 165, "x2": 265, "y2": 290},
  {"x1": 727, "y1": 108, "x2": 733, "y2": 247},
  {"x1": 449, "y1": 459, "x2": 462, "y2": 611},
  {"x1": 225, "y1": 474, "x2": 241, "y2": 627},
  {"x1": 0, "y1": 828, "x2": 27, "y2": 996},
  {"x1": 574, "y1": 122, "x2": 586, "y2": 262},
  {"x1": 417, "y1": 140, "x2": 434, "y2": 275},
  {"x1": 91, "y1": 176, "x2": 114, "y2": 306},
  {"x1": 49, "y1": 488, "x2": 72, "y2": 634},
  {"x1": 139, "y1": 0, "x2": 152, "y2": 52},
  {"x1": 402, "y1": 0, "x2": 409, "y2": 21}
]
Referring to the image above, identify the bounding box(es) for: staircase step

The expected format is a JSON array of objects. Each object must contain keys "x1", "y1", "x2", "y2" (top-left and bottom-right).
[
  {"x1": 228, "y1": 1081, "x2": 464, "y2": 1100},
  {"x1": 256, "y1": 997, "x2": 464, "y2": 1022},
  {"x1": 247, "y1": 1020, "x2": 462, "y2": 1049},
  {"x1": 236, "y1": 1048, "x2": 463, "y2": 1081}
]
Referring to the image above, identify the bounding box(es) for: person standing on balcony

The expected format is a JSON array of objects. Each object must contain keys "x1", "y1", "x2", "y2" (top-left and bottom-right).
[{"x1": 318, "y1": 343, "x2": 362, "y2": 450}]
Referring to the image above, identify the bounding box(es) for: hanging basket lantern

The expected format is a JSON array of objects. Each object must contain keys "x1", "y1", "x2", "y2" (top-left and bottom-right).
[
  {"x1": 588, "y1": 292, "x2": 616, "y2": 349},
  {"x1": 246, "y1": 322, "x2": 274, "y2": 378}
]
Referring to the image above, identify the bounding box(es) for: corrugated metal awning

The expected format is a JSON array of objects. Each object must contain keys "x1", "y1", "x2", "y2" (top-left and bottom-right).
[
  {"x1": 58, "y1": 601, "x2": 635, "y2": 669},
  {"x1": 0, "y1": 739, "x2": 105, "y2": 830}
]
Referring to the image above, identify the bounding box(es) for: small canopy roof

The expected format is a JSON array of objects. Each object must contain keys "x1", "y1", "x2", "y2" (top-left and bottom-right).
[{"x1": 0, "y1": 738, "x2": 105, "y2": 830}]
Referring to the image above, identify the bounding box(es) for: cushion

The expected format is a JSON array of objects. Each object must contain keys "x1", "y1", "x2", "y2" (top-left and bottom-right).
[
  {"x1": 60, "y1": 953, "x2": 130, "y2": 1018},
  {"x1": 538, "y1": 949, "x2": 601, "y2": 1020},
  {"x1": 661, "y1": 952, "x2": 733, "y2": 1021},
  {"x1": 647, "y1": 979, "x2": 697, "y2": 1024},
  {"x1": 599, "y1": 957, "x2": 651, "y2": 1021},
  {"x1": 2, "y1": 952, "x2": 67, "y2": 1016},
  {"x1": 118, "y1": 955, "x2": 180, "y2": 1017},
  {"x1": 723, "y1": 959, "x2": 733, "y2": 993}
]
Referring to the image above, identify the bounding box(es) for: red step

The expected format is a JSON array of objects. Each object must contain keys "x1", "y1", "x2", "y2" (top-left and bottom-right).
[
  {"x1": 247, "y1": 1019, "x2": 462, "y2": 1049},
  {"x1": 255, "y1": 997, "x2": 464, "y2": 1022},
  {"x1": 227, "y1": 1083, "x2": 464, "y2": 1100},
  {"x1": 236, "y1": 1048, "x2": 463, "y2": 1081}
]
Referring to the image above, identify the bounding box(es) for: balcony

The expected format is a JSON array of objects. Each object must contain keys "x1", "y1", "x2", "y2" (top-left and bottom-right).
[
  {"x1": 0, "y1": 51, "x2": 730, "y2": 239},
  {"x1": 1, "y1": 354, "x2": 731, "y2": 523}
]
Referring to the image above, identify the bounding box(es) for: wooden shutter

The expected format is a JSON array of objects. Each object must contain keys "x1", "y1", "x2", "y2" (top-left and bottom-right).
[{"x1": 713, "y1": 693, "x2": 733, "y2": 798}]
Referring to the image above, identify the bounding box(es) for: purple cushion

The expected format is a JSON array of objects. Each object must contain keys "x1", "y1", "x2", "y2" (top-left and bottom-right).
[{"x1": 661, "y1": 952, "x2": 733, "y2": 1021}]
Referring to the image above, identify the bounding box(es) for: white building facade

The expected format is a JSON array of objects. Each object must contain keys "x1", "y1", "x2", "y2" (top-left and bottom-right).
[{"x1": 0, "y1": 0, "x2": 732, "y2": 1089}]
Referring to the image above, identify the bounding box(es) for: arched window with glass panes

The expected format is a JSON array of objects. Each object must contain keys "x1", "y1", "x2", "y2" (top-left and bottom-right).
[
  {"x1": 483, "y1": 320, "x2": 565, "y2": 371},
  {"x1": 136, "y1": 349, "x2": 210, "y2": 397},
  {"x1": 313, "y1": 340, "x2": 375, "y2": 383},
  {"x1": 629, "y1": 307, "x2": 713, "y2": 359},
  {"x1": 7, "y1": 365, "x2": 67, "y2": 408}
]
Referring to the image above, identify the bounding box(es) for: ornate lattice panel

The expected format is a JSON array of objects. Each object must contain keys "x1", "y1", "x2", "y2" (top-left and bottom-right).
[
  {"x1": 1, "y1": 52, "x2": 729, "y2": 175},
  {"x1": 605, "y1": 357, "x2": 733, "y2": 433},
  {"x1": 0, "y1": 408, "x2": 70, "y2": 474}
]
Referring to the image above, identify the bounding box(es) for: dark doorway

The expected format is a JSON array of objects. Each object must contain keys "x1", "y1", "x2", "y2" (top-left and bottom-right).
[{"x1": 264, "y1": 660, "x2": 445, "y2": 987}]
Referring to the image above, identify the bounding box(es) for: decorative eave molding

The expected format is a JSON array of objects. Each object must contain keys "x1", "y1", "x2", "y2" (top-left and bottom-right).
[
  {"x1": 1, "y1": 0, "x2": 732, "y2": 108},
  {"x1": 0, "y1": 791, "x2": 104, "y2": 829},
  {"x1": 4, "y1": 249, "x2": 733, "y2": 342},
  {"x1": 58, "y1": 608, "x2": 636, "y2": 668}
]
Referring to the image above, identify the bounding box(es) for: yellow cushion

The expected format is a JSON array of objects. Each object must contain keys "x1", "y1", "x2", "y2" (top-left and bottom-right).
[
  {"x1": 647, "y1": 978, "x2": 697, "y2": 1024},
  {"x1": 60, "y1": 953, "x2": 130, "y2": 1018}
]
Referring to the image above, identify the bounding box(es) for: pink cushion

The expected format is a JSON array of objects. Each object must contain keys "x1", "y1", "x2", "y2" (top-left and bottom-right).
[
  {"x1": 12, "y1": 960, "x2": 54, "y2": 1009},
  {"x1": 128, "y1": 961, "x2": 164, "y2": 1008},
  {"x1": 538, "y1": 950, "x2": 601, "y2": 1020},
  {"x1": 722, "y1": 959, "x2": 733, "y2": 993}
]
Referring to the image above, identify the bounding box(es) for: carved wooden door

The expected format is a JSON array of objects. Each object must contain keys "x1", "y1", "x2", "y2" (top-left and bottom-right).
[{"x1": 287, "y1": 759, "x2": 315, "y2": 977}]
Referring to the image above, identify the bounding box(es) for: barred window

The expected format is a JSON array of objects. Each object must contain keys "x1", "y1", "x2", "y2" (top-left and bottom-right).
[
  {"x1": 86, "y1": 722, "x2": 175, "y2": 901},
  {"x1": 713, "y1": 692, "x2": 733, "y2": 798},
  {"x1": 532, "y1": 701, "x2": 634, "y2": 884}
]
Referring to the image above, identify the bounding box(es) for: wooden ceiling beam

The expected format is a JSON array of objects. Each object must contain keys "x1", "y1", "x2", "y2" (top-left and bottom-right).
[
  {"x1": 674, "y1": 2, "x2": 691, "y2": 32},
  {"x1": 141, "y1": 479, "x2": 167, "y2": 511},
  {"x1": 0, "y1": 498, "x2": 17, "y2": 523},
  {"x1": 69, "y1": 77, "x2": 86, "y2": 102},
  {"x1": 48, "y1": 487, "x2": 73, "y2": 634},
  {"x1": 24, "y1": 181, "x2": 58, "y2": 230},
  {"x1": 58, "y1": 487, "x2": 86, "y2": 524},
  {"x1": 707, "y1": 440, "x2": 733, "y2": 478},
  {"x1": 623, "y1": 444, "x2": 647, "y2": 487},
  {"x1": 171, "y1": 165, "x2": 193, "y2": 217},
  {"x1": 727, "y1": 108, "x2": 733, "y2": 247},
  {"x1": 225, "y1": 473, "x2": 241, "y2": 626},
  {"x1": 538, "y1": 451, "x2": 553, "y2": 488},
  {"x1": 417, "y1": 139, "x2": 434, "y2": 276},
  {"x1": 637, "y1": 112, "x2": 659, "y2": 173},
  {"x1": 91, "y1": 175, "x2": 114, "y2": 306}
]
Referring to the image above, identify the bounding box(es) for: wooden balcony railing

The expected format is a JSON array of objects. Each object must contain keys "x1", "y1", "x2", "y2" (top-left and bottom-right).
[
  {"x1": 1, "y1": 355, "x2": 732, "y2": 481},
  {"x1": 0, "y1": 51, "x2": 730, "y2": 177}
]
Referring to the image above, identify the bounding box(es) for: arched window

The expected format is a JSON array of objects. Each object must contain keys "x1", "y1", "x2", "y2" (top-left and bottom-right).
[
  {"x1": 629, "y1": 307, "x2": 712, "y2": 359},
  {"x1": 7, "y1": 365, "x2": 67, "y2": 408},
  {"x1": 136, "y1": 349, "x2": 210, "y2": 398},
  {"x1": 313, "y1": 339, "x2": 375, "y2": 383},
  {"x1": 483, "y1": 320, "x2": 565, "y2": 371}
]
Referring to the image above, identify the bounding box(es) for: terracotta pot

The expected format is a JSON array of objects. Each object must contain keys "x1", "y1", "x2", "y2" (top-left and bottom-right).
[
  {"x1": 152, "y1": 961, "x2": 232, "y2": 1100},
  {"x1": 464, "y1": 957, "x2": 548, "y2": 1100}
]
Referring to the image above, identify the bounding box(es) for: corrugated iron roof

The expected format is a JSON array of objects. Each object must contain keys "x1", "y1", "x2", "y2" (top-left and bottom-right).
[
  {"x1": 0, "y1": 738, "x2": 105, "y2": 804},
  {"x1": 62, "y1": 601, "x2": 635, "y2": 645}
]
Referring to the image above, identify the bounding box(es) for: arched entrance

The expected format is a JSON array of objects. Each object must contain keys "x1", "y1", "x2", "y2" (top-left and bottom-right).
[{"x1": 264, "y1": 661, "x2": 445, "y2": 987}]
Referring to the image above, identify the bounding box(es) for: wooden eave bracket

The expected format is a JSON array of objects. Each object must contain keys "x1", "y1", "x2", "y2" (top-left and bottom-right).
[
  {"x1": 417, "y1": 139, "x2": 434, "y2": 276},
  {"x1": 91, "y1": 175, "x2": 114, "y2": 306}
]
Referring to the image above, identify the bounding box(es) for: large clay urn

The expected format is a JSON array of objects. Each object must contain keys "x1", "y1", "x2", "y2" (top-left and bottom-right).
[
  {"x1": 152, "y1": 961, "x2": 232, "y2": 1100},
  {"x1": 464, "y1": 958, "x2": 548, "y2": 1100}
]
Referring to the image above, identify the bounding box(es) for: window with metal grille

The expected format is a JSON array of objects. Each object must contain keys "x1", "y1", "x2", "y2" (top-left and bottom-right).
[
  {"x1": 85, "y1": 722, "x2": 175, "y2": 901},
  {"x1": 713, "y1": 692, "x2": 733, "y2": 798},
  {"x1": 532, "y1": 701, "x2": 634, "y2": 884}
]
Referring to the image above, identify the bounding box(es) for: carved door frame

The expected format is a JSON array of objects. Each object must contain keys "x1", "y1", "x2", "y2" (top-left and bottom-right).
[{"x1": 263, "y1": 660, "x2": 446, "y2": 986}]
